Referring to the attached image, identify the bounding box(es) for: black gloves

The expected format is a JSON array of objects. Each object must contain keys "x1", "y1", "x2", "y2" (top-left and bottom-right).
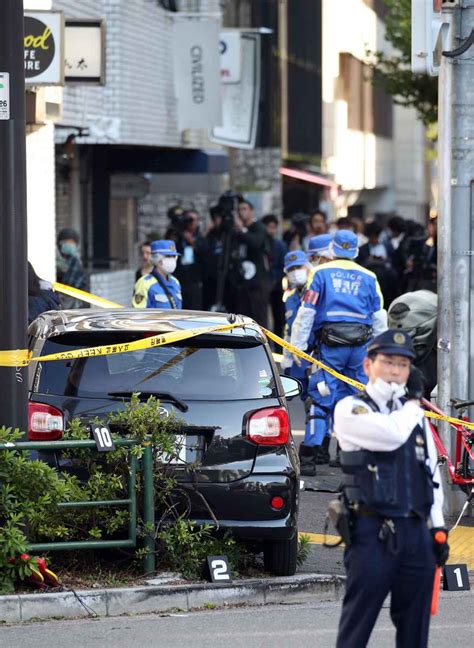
[
  {"x1": 431, "y1": 528, "x2": 450, "y2": 567},
  {"x1": 405, "y1": 366, "x2": 425, "y2": 400}
]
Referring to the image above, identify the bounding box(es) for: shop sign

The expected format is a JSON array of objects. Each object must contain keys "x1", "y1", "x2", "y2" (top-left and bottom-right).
[
  {"x1": 24, "y1": 11, "x2": 64, "y2": 85},
  {"x1": 220, "y1": 31, "x2": 241, "y2": 84},
  {"x1": 210, "y1": 33, "x2": 260, "y2": 149},
  {"x1": 172, "y1": 18, "x2": 222, "y2": 130},
  {"x1": 65, "y1": 19, "x2": 106, "y2": 84}
]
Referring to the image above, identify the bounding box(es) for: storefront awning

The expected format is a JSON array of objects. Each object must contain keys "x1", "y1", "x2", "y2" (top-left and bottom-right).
[{"x1": 279, "y1": 166, "x2": 338, "y2": 189}]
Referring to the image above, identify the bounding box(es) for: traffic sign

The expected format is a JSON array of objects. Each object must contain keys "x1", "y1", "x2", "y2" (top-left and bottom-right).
[{"x1": 0, "y1": 73, "x2": 10, "y2": 120}]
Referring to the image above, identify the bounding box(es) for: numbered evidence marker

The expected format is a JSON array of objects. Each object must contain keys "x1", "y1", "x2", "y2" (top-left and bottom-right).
[
  {"x1": 91, "y1": 424, "x2": 116, "y2": 452},
  {"x1": 207, "y1": 555, "x2": 232, "y2": 583},
  {"x1": 443, "y1": 564, "x2": 470, "y2": 591}
]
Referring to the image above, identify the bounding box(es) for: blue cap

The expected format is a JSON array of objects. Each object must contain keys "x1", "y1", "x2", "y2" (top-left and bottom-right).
[
  {"x1": 331, "y1": 229, "x2": 359, "y2": 259},
  {"x1": 367, "y1": 329, "x2": 416, "y2": 359},
  {"x1": 284, "y1": 250, "x2": 307, "y2": 272},
  {"x1": 150, "y1": 240, "x2": 181, "y2": 256},
  {"x1": 307, "y1": 233, "x2": 334, "y2": 258}
]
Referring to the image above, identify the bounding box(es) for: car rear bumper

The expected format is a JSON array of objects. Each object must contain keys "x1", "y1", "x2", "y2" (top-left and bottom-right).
[{"x1": 177, "y1": 473, "x2": 299, "y2": 541}]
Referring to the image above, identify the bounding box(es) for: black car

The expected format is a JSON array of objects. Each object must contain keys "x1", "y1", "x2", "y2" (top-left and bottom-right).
[{"x1": 27, "y1": 309, "x2": 301, "y2": 575}]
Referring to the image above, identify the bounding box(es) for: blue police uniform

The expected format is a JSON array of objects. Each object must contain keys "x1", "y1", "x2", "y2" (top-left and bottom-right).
[
  {"x1": 306, "y1": 233, "x2": 333, "y2": 263},
  {"x1": 132, "y1": 240, "x2": 182, "y2": 310},
  {"x1": 334, "y1": 330, "x2": 446, "y2": 648},
  {"x1": 290, "y1": 230, "x2": 387, "y2": 470},
  {"x1": 281, "y1": 250, "x2": 311, "y2": 398}
]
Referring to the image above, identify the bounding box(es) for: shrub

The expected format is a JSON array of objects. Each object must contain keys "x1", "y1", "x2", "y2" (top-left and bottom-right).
[{"x1": 0, "y1": 427, "x2": 72, "y2": 594}]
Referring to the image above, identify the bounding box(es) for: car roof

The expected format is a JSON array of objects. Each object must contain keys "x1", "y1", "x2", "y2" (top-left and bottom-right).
[{"x1": 31, "y1": 309, "x2": 265, "y2": 342}]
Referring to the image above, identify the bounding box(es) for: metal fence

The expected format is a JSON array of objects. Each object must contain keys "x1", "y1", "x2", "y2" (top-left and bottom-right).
[{"x1": 0, "y1": 438, "x2": 156, "y2": 575}]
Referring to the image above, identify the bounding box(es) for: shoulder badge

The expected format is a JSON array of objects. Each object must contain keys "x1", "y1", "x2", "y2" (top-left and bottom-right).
[
  {"x1": 133, "y1": 293, "x2": 145, "y2": 305},
  {"x1": 351, "y1": 404, "x2": 370, "y2": 415}
]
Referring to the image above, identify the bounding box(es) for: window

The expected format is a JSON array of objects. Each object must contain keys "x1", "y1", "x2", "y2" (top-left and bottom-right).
[{"x1": 35, "y1": 332, "x2": 276, "y2": 401}]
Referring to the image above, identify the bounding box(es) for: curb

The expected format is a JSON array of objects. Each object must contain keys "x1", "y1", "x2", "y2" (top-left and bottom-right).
[{"x1": 0, "y1": 573, "x2": 346, "y2": 624}]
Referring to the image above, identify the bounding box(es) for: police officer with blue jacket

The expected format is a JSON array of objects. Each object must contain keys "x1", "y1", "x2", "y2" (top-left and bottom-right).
[
  {"x1": 281, "y1": 250, "x2": 310, "y2": 398},
  {"x1": 290, "y1": 230, "x2": 387, "y2": 475},
  {"x1": 334, "y1": 330, "x2": 448, "y2": 648},
  {"x1": 132, "y1": 240, "x2": 182, "y2": 310},
  {"x1": 307, "y1": 232, "x2": 334, "y2": 268}
]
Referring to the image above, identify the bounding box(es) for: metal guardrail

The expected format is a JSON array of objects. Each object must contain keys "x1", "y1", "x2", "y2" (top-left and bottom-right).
[{"x1": 0, "y1": 439, "x2": 156, "y2": 574}]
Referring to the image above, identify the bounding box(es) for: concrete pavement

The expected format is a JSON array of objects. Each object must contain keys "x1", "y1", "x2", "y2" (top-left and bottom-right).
[{"x1": 1, "y1": 593, "x2": 472, "y2": 648}]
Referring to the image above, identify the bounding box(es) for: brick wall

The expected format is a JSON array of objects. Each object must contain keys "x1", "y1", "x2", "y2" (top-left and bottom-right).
[{"x1": 90, "y1": 269, "x2": 135, "y2": 307}]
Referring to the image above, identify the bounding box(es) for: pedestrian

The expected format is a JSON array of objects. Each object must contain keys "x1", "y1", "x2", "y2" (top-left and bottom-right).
[
  {"x1": 283, "y1": 212, "x2": 310, "y2": 251},
  {"x1": 56, "y1": 227, "x2": 89, "y2": 309},
  {"x1": 303, "y1": 210, "x2": 329, "y2": 250},
  {"x1": 262, "y1": 214, "x2": 287, "y2": 342},
  {"x1": 280, "y1": 250, "x2": 310, "y2": 399},
  {"x1": 334, "y1": 330, "x2": 448, "y2": 648},
  {"x1": 290, "y1": 230, "x2": 387, "y2": 475},
  {"x1": 135, "y1": 241, "x2": 153, "y2": 282},
  {"x1": 28, "y1": 262, "x2": 62, "y2": 324},
  {"x1": 166, "y1": 208, "x2": 206, "y2": 310},
  {"x1": 132, "y1": 240, "x2": 182, "y2": 309},
  {"x1": 359, "y1": 222, "x2": 398, "y2": 306},
  {"x1": 233, "y1": 199, "x2": 272, "y2": 326}
]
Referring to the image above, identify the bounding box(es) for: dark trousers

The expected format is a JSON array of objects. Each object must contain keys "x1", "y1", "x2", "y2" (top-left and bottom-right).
[
  {"x1": 234, "y1": 283, "x2": 270, "y2": 328},
  {"x1": 336, "y1": 516, "x2": 436, "y2": 648},
  {"x1": 269, "y1": 283, "x2": 285, "y2": 342}
]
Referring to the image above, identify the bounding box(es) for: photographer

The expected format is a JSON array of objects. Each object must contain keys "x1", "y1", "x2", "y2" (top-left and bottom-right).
[
  {"x1": 165, "y1": 206, "x2": 205, "y2": 310},
  {"x1": 234, "y1": 199, "x2": 272, "y2": 327}
]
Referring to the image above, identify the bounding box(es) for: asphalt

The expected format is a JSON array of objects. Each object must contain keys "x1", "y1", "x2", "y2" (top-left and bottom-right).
[{"x1": 1, "y1": 592, "x2": 472, "y2": 648}]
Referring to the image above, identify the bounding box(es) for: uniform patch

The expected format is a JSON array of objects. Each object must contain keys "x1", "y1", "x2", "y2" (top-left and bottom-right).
[
  {"x1": 303, "y1": 290, "x2": 319, "y2": 306},
  {"x1": 352, "y1": 405, "x2": 370, "y2": 415},
  {"x1": 133, "y1": 294, "x2": 144, "y2": 304}
]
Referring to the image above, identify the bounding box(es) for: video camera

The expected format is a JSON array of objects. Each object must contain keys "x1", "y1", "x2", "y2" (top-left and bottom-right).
[
  {"x1": 167, "y1": 205, "x2": 194, "y2": 233},
  {"x1": 209, "y1": 190, "x2": 243, "y2": 230}
]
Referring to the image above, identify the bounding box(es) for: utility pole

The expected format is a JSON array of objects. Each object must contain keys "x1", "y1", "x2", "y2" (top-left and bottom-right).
[
  {"x1": 437, "y1": 0, "x2": 474, "y2": 511},
  {"x1": 0, "y1": 0, "x2": 28, "y2": 432}
]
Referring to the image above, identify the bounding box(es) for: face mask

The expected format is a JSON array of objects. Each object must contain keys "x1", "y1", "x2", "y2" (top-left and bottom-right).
[
  {"x1": 60, "y1": 242, "x2": 77, "y2": 257},
  {"x1": 372, "y1": 377, "x2": 407, "y2": 402},
  {"x1": 161, "y1": 256, "x2": 177, "y2": 274},
  {"x1": 288, "y1": 268, "x2": 307, "y2": 287}
]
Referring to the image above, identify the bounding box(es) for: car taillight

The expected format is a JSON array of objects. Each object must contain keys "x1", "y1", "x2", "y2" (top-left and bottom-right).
[
  {"x1": 247, "y1": 407, "x2": 289, "y2": 445},
  {"x1": 28, "y1": 403, "x2": 64, "y2": 441}
]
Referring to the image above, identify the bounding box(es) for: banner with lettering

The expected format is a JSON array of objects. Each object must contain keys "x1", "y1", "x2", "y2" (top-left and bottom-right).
[
  {"x1": 172, "y1": 17, "x2": 222, "y2": 130},
  {"x1": 24, "y1": 11, "x2": 64, "y2": 86}
]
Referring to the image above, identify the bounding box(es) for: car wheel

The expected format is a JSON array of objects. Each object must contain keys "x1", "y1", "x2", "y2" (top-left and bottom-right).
[{"x1": 263, "y1": 531, "x2": 298, "y2": 576}]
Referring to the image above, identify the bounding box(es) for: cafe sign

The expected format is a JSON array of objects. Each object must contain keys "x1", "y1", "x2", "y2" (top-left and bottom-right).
[{"x1": 24, "y1": 11, "x2": 64, "y2": 85}]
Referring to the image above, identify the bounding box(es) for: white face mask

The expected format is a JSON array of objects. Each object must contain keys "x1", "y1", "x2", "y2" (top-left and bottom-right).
[
  {"x1": 372, "y1": 377, "x2": 407, "y2": 402},
  {"x1": 161, "y1": 256, "x2": 177, "y2": 274},
  {"x1": 288, "y1": 268, "x2": 307, "y2": 287}
]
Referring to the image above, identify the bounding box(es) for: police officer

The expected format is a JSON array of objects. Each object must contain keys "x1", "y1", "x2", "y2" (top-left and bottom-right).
[
  {"x1": 290, "y1": 230, "x2": 387, "y2": 474},
  {"x1": 334, "y1": 330, "x2": 448, "y2": 648},
  {"x1": 306, "y1": 232, "x2": 333, "y2": 267},
  {"x1": 281, "y1": 250, "x2": 310, "y2": 399},
  {"x1": 132, "y1": 240, "x2": 182, "y2": 310}
]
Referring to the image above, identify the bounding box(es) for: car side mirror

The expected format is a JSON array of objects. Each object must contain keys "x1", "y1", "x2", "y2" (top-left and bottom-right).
[{"x1": 280, "y1": 375, "x2": 302, "y2": 400}]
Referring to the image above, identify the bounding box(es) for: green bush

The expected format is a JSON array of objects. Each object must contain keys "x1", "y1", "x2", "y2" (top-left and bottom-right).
[{"x1": 0, "y1": 427, "x2": 72, "y2": 594}]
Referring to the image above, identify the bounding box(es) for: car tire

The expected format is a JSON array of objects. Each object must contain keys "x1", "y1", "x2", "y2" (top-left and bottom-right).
[{"x1": 263, "y1": 531, "x2": 298, "y2": 576}]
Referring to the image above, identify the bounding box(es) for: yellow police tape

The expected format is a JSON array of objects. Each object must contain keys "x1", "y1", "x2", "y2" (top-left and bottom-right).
[
  {"x1": 53, "y1": 283, "x2": 124, "y2": 309},
  {"x1": 0, "y1": 282, "x2": 473, "y2": 431}
]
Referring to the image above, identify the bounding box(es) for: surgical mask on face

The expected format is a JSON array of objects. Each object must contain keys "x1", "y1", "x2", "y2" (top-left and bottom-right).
[
  {"x1": 60, "y1": 242, "x2": 77, "y2": 257},
  {"x1": 288, "y1": 268, "x2": 307, "y2": 287},
  {"x1": 161, "y1": 256, "x2": 177, "y2": 274},
  {"x1": 372, "y1": 377, "x2": 407, "y2": 402}
]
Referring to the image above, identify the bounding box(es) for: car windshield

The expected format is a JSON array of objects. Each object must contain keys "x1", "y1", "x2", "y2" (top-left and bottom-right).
[{"x1": 34, "y1": 332, "x2": 276, "y2": 401}]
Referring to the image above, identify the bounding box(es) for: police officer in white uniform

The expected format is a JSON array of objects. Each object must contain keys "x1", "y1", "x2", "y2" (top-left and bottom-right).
[{"x1": 334, "y1": 329, "x2": 449, "y2": 648}]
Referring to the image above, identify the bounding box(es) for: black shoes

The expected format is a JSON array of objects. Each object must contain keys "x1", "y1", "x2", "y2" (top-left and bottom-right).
[{"x1": 299, "y1": 443, "x2": 317, "y2": 477}]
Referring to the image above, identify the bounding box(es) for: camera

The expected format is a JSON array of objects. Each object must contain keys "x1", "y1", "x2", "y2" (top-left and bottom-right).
[
  {"x1": 167, "y1": 205, "x2": 194, "y2": 233},
  {"x1": 209, "y1": 190, "x2": 243, "y2": 229}
]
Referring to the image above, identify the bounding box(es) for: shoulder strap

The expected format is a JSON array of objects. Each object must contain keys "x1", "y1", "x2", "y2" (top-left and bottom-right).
[
  {"x1": 356, "y1": 392, "x2": 380, "y2": 412},
  {"x1": 152, "y1": 269, "x2": 178, "y2": 309}
]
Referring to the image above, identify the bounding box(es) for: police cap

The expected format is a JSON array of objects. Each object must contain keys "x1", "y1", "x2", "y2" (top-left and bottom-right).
[
  {"x1": 367, "y1": 329, "x2": 416, "y2": 360},
  {"x1": 284, "y1": 250, "x2": 307, "y2": 272},
  {"x1": 150, "y1": 240, "x2": 181, "y2": 256}
]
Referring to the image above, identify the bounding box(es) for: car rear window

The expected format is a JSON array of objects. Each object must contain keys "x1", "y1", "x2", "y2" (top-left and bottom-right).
[{"x1": 34, "y1": 332, "x2": 277, "y2": 401}]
